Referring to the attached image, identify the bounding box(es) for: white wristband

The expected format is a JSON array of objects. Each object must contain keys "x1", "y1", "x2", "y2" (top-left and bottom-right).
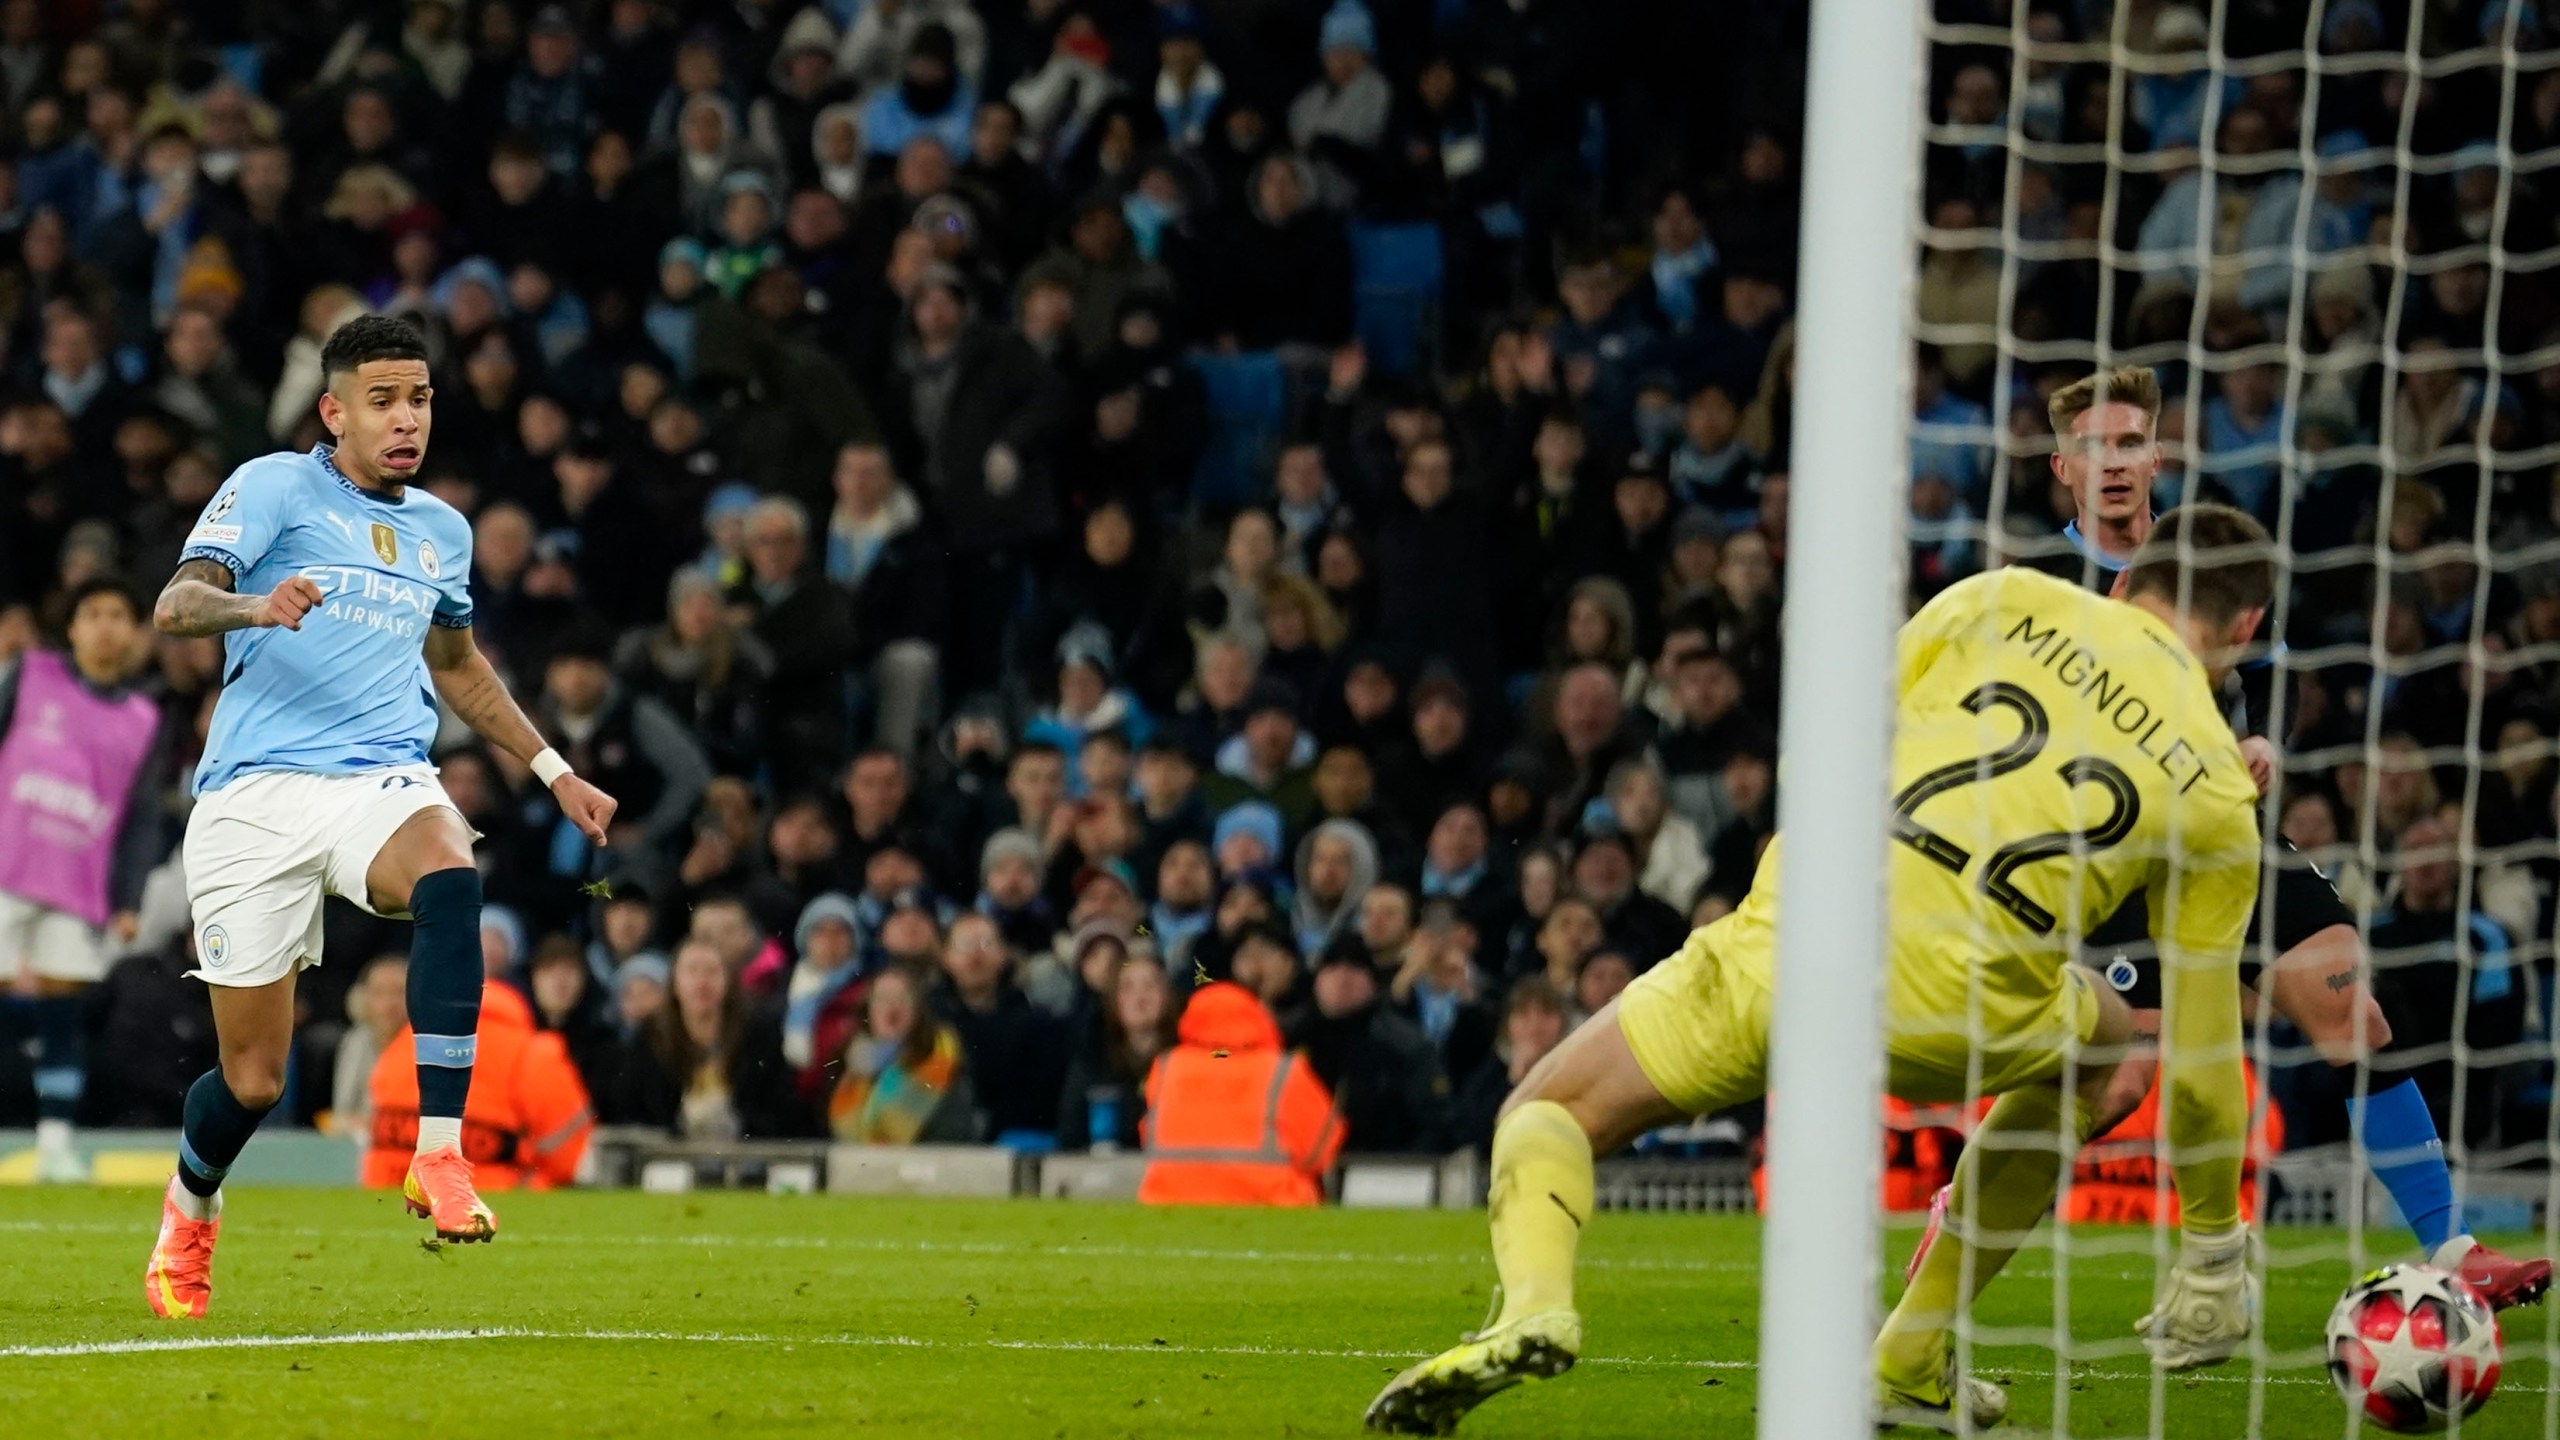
[{"x1": 531, "y1": 748, "x2": 574, "y2": 788}]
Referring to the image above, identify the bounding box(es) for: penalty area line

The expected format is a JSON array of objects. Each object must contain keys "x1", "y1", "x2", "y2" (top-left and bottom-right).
[{"x1": 0, "y1": 1326, "x2": 2333, "y2": 1387}]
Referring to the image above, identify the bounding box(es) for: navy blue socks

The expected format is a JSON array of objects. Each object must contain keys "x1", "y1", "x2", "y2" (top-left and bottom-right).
[
  {"x1": 407, "y1": 866, "x2": 484, "y2": 1123},
  {"x1": 177, "y1": 1069, "x2": 273, "y2": 1197}
]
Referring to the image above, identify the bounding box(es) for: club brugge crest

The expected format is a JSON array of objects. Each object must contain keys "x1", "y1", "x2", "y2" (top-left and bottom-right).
[
  {"x1": 201, "y1": 925, "x2": 229, "y2": 964},
  {"x1": 419, "y1": 540, "x2": 441, "y2": 578},
  {"x1": 371, "y1": 522, "x2": 399, "y2": 566},
  {"x1": 2104, "y1": 955, "x2": 2139, "y2": 992}
]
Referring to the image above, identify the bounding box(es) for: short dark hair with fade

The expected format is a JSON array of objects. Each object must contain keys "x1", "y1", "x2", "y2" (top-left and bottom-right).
[
  {"x1": 320, "y1": 314, "x2": 430, "y2": 381},
  {"x1": 2123, "y1": 503, "x2": 2279, "y2": 624}
]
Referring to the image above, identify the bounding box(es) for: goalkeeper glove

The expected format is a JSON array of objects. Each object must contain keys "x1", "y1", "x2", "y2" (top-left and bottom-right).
[{"x1": 2135, "y1": 1225, "x2": 2256, "y2": 1370}]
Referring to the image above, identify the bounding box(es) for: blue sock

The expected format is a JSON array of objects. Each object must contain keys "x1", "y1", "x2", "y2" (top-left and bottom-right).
[
  {"x1": 177, "y1": 1069, "x2": 273, "y2": 1197},
  {"x1": 30, "y1": 995, "x2": 83, "y2": 1124},
  {"x1": 407, "y1": 867, "x2": 484, "y2": 1122},
  {"x1": 2350, "y1": 1077, "x2": 2462, "y2": 1253}
]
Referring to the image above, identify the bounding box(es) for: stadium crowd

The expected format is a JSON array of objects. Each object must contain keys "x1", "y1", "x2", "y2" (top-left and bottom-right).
[{"x1": 0, "y1": 0, "x2": 2553, "y2": 1178}]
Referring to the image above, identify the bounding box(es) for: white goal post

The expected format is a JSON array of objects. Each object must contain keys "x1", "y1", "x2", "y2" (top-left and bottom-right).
[{"x1": 1755, "y1": 1, "x2": 1927, "y2": 1436}]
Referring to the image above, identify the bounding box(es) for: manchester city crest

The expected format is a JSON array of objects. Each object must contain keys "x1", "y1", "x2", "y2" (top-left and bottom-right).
[{"x1": 419, "y1": 540, "x2": 441, "y2": 578}]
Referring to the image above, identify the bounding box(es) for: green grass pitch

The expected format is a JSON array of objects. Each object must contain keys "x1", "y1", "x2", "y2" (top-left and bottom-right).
[{"x1": 1, "y1": 1187, "x2": 2553, "y2": 1437}]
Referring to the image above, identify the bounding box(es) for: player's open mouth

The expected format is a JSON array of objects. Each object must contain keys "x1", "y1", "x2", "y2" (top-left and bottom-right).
[
  {"x1": 2101, "y1": 482, "x2": 2134, "y2": 501},
  {"x1": 384, "y1": 445, "x2": 420, "y2": 468}
]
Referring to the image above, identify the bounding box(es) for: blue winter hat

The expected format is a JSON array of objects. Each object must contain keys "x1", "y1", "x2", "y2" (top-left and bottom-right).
[
  {"x1": 1318, "y1": 1, "x2": 1376, "y2": 56},
  {"x1": 612, "y1": 950, "x2": 672, "y2": 1002},
  {"x1": 1057, "y1": 620, "x2": 1117, "y2": 679},
  {"x1": 719, "y1": 168, "x2": 778, "y2": 204},
  {"x1": 432, "y1": 256, "x2": 510, "y2": 316},
  {"x1": 795, "y1": 891, "x2": 862, "y2": 952},
  {"x1": 659, "y1": 236, "x2": 708, "y2": 272},
  {"x1": 1213, "y1": 801, "x2": 1285, "y2": 861},
  {"x1": 479, "y1": 904, "x2": 527, "y2": 965},
  {"x1": 703, "y1": 481, "x2": 759, "y2": 525}
]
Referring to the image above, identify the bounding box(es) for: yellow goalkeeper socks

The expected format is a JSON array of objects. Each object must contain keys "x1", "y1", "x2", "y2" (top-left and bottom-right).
[
  {"x1": 1877, "y1": 1084, "x2": 2098, "y2": 1390},
  {"x1": 1488, "y1": 1100, "x2": 1595, "y2": 1325}
]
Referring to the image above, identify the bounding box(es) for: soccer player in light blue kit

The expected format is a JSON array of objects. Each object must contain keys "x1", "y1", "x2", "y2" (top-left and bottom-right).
[{"x1": 141, "y1": 316, "x2": 619, "y2": 1319}]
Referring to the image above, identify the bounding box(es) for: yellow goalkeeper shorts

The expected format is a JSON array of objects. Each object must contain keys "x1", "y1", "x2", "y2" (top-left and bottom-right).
[{"x1": 1617, "y1": 924, "x2": 2102, "y2": 1116}]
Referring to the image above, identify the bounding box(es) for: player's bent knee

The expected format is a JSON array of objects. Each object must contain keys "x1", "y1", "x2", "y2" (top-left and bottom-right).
[{"x1": 219, "y1": 1062, "x2": 286, "y2": 1112}]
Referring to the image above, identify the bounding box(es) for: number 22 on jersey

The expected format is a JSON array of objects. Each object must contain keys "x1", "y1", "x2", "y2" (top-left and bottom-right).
[{"x1": 1890, "y1": 682, "x2": 2143, "y2": 935}]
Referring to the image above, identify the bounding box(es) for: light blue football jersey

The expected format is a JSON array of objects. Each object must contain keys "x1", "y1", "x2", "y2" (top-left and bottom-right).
[{"x1": 182, "y1": 445, "x2": 476, "y2": 795}]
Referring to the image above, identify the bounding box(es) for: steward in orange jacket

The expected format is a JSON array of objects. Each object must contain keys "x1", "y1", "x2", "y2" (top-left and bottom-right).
[
  {"x1": 1138, "y1": 982, "x2": 1345, "y2": 1206},
  {"x1": 2062, "y1": 1061, "x2": 2284, "y2": 1226},
  {"x1": 365, "y1": 982, "x2": 594, "y2": 1190}
]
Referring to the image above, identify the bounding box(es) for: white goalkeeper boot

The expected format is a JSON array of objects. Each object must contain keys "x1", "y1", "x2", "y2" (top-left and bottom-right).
[{"x1": 2135, "y1": 1225, "x2": 2255, "y2": 1370}]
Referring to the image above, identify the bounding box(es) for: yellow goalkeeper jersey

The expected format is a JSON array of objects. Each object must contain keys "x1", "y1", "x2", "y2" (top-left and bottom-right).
[{"x1": 1731, "y1": 566, "x2": 2262, "y2": 1230}]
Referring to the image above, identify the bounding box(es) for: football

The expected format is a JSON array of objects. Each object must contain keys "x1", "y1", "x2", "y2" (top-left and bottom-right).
[{"x1": 2325, "y1": 1264, "x2": 2502, "y2": 1433}]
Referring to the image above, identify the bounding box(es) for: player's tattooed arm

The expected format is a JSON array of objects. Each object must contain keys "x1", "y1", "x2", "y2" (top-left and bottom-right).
[
  {"x1": 153, "y1": 560, "x2": 322, "y2": 636},
  {"x1": 427, "y1": 623, "x2": 621, "y2": 843},
  {"x1": 422, "y1": 622, "x2": 548, "y2": 763}
]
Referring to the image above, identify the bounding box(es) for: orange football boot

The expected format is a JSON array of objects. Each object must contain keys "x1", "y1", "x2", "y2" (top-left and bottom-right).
[
  {"x1": 144, "y1": 1179, "x2": 219, "y2": 1319},
  {"x1": 403, "y1": 1145, "x2": 498, "y2": 1242}
]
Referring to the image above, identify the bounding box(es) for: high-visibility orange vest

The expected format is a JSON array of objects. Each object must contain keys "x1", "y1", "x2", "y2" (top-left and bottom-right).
[
  {"x1": 1744, "y1": 1098, "x2": 1970, "y2": 1213},
  {"x1": 2062, "y1": 1061, "x2": 2283, "y2": 1225},
  {"x1": 364, "y1": 982, "x2": 595, "y2": 1191},
  {"x1": 1882, "y1": 1097, "x2": 1970, "y2": 1212},
  {"x1": 1137, "y1": 983, "x2": 1345, "y2": 1206}
]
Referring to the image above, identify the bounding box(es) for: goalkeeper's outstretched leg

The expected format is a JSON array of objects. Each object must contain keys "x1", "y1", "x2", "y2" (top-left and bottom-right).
[{"x1": 1363, "y1": 997, "x2": 1687, "y2": 1436}]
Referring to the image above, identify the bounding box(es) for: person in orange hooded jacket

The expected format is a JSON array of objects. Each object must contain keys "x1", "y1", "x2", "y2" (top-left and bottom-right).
[
  {"x1": 1137, "y1": 981, "x2": 1344, "y2": 1206},
  {"x1": 364, "y1": 981, "x2": 593, "y2": 1190}
]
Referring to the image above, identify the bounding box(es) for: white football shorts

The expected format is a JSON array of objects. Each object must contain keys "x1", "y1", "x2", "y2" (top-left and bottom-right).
[
  {"x1": 183, "y1": 763, "x2": 460, "y2": 988},
  {"x1": 0, "y1": 890, "x2": 109, "y2": 984}
]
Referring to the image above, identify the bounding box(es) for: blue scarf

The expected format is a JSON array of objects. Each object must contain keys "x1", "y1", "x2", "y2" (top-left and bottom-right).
[{"x1": 1421, "y1": 857, "x2": 1485, "y2": 898}]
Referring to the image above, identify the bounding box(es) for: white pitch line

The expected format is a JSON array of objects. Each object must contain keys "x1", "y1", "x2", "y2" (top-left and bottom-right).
[
  {"x1": 0, "y1": 1220, "x2": 2181, "y2": 1282},
  {"x1": 0, "y1": 1324, "x2": 2343, "y2": 1389}
]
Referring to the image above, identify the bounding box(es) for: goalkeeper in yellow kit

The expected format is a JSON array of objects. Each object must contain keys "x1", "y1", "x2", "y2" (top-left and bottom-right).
[{"x1": 1366, "y1": 504, "x2": 2276, "y2": 1435}]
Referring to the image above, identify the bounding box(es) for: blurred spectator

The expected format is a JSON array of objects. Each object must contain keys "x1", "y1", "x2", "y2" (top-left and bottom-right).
[
  {"x1": 614, "y1": 568, "x2": 774, "y2": 779},
  {"x1": 881, "y1": 263, "x2": 1069, "y2": 695},
  {"x1": 1606, "y1": 759, "x2": 1708, "y2": 915},
  {"x1": 328, "y1": 956, "x2": 408, "y2": 1140},
  {"x1": 2366, "y1": 818, "x2": 2526, "y2": 1151},
  {"x1": 1454, "y1": 975, "x2": 1570, "y2": 1152},
  {"x1": 1388, "y1": 900, "x2": 1496, "y2": 1081},
  {"x1": 1138, "y1": 981, "x2": 1342, "y2": 1205},
  {"x1": 1291, "y1": 817, "x2": 1380, "y2": 960},
  {"x1": 725, "y1": 496, "x2": 856, "y2": 794},
  {"x1": 620, "y1": 938, "x2": 808, "y2": 1139},
  {"x1": 1058, "y1": 946, "x2": 1180, "y2": 1151},
  {"x1": 779, "y1": 892, "x2": 864, "y2": 1093},
  {"x1": 533, "y1": 626, "x2": 713, "y2": 870},
  {"x1": 1206, "y1": 682, "x2": 1318, "y2": 834},
  {"x1": 527, "y1": 936, "x2": 622, "y2": 1105},
  {"x1": 822, "y1": 442, "x2": 944, "y2": 760},
  {"x1": 829, "y1": 962, "x2": 982, "y2": 1143},
  {"x1": 932, "y1": 910, "x2": 1067, "y2": 1139},
  {"x1": 1293, "y1": 941, "x2": 1451, "y2": 1154}
]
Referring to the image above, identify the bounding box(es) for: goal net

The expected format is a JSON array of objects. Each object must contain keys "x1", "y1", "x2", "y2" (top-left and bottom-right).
[{"x1": 1887, "y1": 1, "x2": 2560, "y2": 1434}]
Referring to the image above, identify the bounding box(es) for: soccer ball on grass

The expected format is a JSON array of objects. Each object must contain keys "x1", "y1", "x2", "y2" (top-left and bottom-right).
[{"x1": 2324, "y1": 1263, "x2": 2500, "y2": 1434}]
